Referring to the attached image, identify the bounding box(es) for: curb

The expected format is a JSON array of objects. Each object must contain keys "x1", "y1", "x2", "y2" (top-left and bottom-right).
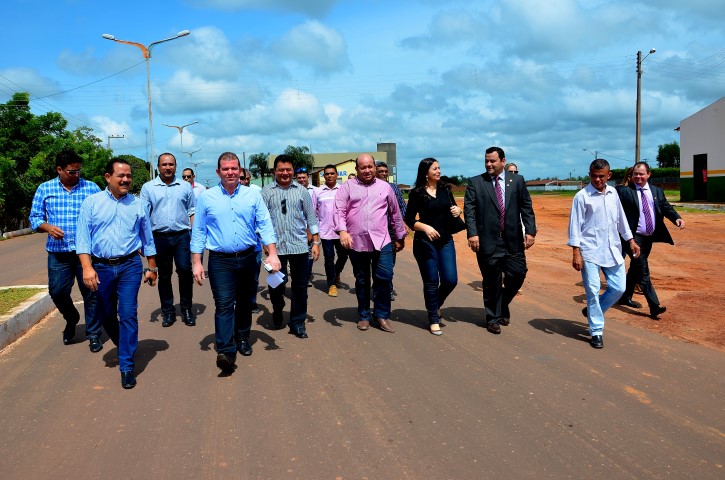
[
  {"x1": 0, "y1": 285, "x2": 55, "y2": 351},
  {"x1": 2, "y1": 228, "x2": 34, "y2": 239}
]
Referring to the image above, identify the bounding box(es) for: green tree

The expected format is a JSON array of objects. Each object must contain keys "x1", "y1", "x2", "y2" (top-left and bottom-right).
[
  {"x1": 656, "y1": 142, "x2": 680, "y2": 168},
  {"x1": 283, "y1": 145, "x2": 314, "y2": 173},
  {"x1": 249, "y1": 152, "x2": 271, "y2": 186}
]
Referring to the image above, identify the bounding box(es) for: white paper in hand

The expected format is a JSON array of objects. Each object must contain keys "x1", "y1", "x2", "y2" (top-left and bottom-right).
[{"x1": 266, "y1": 271, "x2": 286, "y2": 288}]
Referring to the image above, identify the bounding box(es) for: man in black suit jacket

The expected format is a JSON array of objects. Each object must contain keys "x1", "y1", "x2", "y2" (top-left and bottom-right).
[
  {"x1": 464, "y1": 147, "x2": 536, "y2": 334},
  {"x1": 616, "y1": 161, "x2": 685, "y2": 318}
]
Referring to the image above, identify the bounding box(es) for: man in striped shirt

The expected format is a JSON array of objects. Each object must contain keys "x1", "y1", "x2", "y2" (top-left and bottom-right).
[
  {"x1": 30, "y1": 149, "x2": 101, "y2": 348},
  {"x1": 262, "y1": 155, "x2": 320, "y2": 338}
]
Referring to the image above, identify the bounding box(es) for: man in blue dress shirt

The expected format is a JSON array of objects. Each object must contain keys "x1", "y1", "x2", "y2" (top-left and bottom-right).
[
  {"x1": 30, "y1": 149, "x2": 100, "y2": 348},
  {"x1": 191, "y1": 152, "x2": 280, "y2": 375},
  {"x1": 141, "y1": 153, "x2": 196, "y2": 328},
  {"x1": 77, "y1": 158, "x2": 158, "y2": 389}
]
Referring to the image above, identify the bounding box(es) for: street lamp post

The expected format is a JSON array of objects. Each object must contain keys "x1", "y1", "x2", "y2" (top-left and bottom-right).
[
  {"x1": 101, "y1": 30, "x2": 190, "y2": 178},
  {"x1": 635, "y1": 48, "x2": 656, "y2": 165},
  {"x1": 583, "y1": 148, "x2": 598, "y2": 159},
  {"x1": 163, "y1": 121, "x2": 198, "y2": 150},
  {"x1": 183, "y1": 149, "x2": 202, "y2": 170}
]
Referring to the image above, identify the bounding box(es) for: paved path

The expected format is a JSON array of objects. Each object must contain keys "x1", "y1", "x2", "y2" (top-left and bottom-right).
[{"x1": 0, "y1": 233, "x2": 723, "y2": 479}]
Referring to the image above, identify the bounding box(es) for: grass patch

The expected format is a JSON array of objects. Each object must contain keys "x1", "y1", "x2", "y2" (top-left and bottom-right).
[{"x1": 0, "y1": 288, "x2": 45, "y2": 316}]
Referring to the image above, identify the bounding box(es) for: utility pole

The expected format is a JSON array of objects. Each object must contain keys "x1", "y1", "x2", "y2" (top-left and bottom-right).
[
  {"x1": 242, "y1": 152, "x2": 246, "y2": 169},
  {"x1": 635, "y1": 48, "x2": 656, "y2": 164},
  {"x1": 107, "y1": 134, "x2": 124, "y2": 150}
]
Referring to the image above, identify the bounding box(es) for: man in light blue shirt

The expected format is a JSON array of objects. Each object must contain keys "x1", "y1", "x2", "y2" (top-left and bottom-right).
[
  {"x1": 262, "y1": 155, "x2": 320, "y2": 338},
  {"x1": 141, "y1": 153, "x2": 196, "y2": 328},
  {"x1": 568, "y1": 159, "x2": 640, "y2": 349},
  {"x1": 192, "y1": 152, "x2": 280, "y2": 375},
  {"x1": 29, "y1": 149, "x2": 100, "y2": 348},
  {"x1": 77, "y1": 158, "x2": 158, "y2": 389}
]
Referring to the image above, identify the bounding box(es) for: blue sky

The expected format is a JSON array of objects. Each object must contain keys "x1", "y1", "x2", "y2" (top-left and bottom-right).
[{"x1": 2, "y1": 0, "x2": 724, "y2": 185}]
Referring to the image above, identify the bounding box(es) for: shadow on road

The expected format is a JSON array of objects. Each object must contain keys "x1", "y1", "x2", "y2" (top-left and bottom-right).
[
  {"x1": 101, "y1": 338, "x2": 170, "y2": 375},
  {"x1": 322, "y1": 307, "x2": 364, "y2": 327},
  {"x1": 528, "y1": 318, "x2": 590, "y2": 343},
  {"x1": 148, "y1": 303, "x2": 208, "y2": 323}
]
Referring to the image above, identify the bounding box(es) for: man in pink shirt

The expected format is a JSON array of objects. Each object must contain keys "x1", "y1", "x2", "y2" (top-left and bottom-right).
[
  {"x1": 334, "y1": 154, "x2": 407, "y2": 333},
  {"x1": 313, "y1": 164, "x2": 348, "y2": 297}
]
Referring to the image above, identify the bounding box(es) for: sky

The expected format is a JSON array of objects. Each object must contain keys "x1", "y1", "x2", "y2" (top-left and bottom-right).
[{"x1": 2, "y1": 0, "x2": 724, "y2": 186}]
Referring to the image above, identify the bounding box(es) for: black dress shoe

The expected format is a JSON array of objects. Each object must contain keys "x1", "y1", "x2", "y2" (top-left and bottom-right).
[
  {"x1": 237, "y1": 339, "x2": 253, "y2": 356},
  {"x1": 162, "y1": 313, "x2": 176, "y2": 327},
  {"x1": 62, "y1": 320, "x2": 78, "y2": 345},
  {"x1": 88, "y1": 335, "x2": 103, "y2": 353},
  {"x1": 650, "y1": 305, "x2": 666, "y2": 318},
  {"x1": 251, "y1": 304, "x2": 261, "y2": 314},
  {"x1": 486, "y1": 322, "x2": 501, "y2": 334},
  {"x1": 289, "y1": 326, "x2": 308, "y2": 339},
  {"x1": 618, "y1": 298, "x2": 642, "y2": 308},
  {"x1": 590, "y1": 335, "x2": 604, "y2": 349},
  {"x1": 216, "y1": 353, "x2": 236, "y2": 373},
  {"x1": 181, "y1": 308, "x2": 196, "y2": 326},
  {"x1": 121, "y1": 371, "x2": 137, "y2": 389},
  {"x1": 499, "y1": 318, "x2": 510, "y2": 326},
  {"x1": 582, "y1": 307, "x2": 588, "y2": 318}
]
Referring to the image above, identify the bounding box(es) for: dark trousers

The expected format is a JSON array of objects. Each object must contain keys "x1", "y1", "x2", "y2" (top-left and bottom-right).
[
  {"x1": 349, "y1": 243, "x2": 394, "y2": 321},
  {"x1": 153, "y1": 230, "x2": 193, "y2": 315},
  {"x1": 269, "y1": 253, "x2": 309, "y2": 327},
  {"x1": 93, "y1": 256, "x2": 142, "y2": 372},
  {"x1": 476, "y1": 237, "x2": 527, "y2": 324},
  {"x1": 208, "y1": 249, "x2": 256, "y2": 355},
  {"x1": 321, "y1": 238, "x2": 348, "y2": 286},
  {"x1": 413, "y1": 238, "x2": 458, "y2": 325},
  {"x1": 624, "y1": 234, "x2": 660, "y2": 309},
  {"x1": 48, "y1": 252, "x2": 98, "y2": 337}
]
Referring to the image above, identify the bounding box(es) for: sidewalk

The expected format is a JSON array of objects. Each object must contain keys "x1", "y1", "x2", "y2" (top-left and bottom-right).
[{"x1": 0, "y1": 285, "x2": 54, "y2": 351}]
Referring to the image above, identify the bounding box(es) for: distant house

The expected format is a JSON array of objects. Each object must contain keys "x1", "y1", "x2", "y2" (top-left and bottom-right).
[
  {"x1": 525, "y1": 179, "x2": 582, "y2": 192},
  {"x1": 678, "y1": 96, "x2": 725, "y2": 202}
]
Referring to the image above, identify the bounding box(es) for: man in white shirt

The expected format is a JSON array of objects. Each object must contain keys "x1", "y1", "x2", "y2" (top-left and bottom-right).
[
  {"x1": 182, "y1": 168, "x2": 206, "y2": 199},
  {"x1": 568, "y1": 159, "x2": 640, "y2": 349}
]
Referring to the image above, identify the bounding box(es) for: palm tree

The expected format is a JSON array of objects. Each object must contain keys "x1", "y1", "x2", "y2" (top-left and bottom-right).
[
  {"x1": 248, "y1": 152, "x2": 271, "y2": 186},
  {"x1": 283, "y1": 145, "x2": 314, "y2": 173}
]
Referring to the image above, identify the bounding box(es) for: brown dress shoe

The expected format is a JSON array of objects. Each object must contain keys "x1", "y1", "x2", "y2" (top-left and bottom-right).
[
  {"x1": 357, "y1": 320, "x2": 370, "y2": 331},
  {"x1": 486, "y1": 322, "x2": 501, "y2": 334},
  {"x1": 377, "y1": 318, "x2": 395, "y2": 333}
]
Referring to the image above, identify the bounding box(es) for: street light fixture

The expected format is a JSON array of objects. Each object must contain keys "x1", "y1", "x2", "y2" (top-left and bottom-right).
[
  {"x1": 101, "y1": 30, "x2": 191, "y2": 178},
  {"x1": 635, "y1": 48, "x2": 656, "y2": 165},
  {"x1": 583, "y1": 148, "x2": 598, "y2": 159},
  {"x1": 163, "y1": 121, "x2": 198, "y2": 150}
]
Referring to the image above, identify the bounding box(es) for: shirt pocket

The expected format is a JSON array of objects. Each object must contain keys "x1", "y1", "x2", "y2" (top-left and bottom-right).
[{"x1": 121, "y1": 209, "x2": 141, "y2": 231}]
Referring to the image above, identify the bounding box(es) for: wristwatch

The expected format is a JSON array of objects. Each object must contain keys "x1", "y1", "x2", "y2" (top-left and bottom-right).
[
  {"x1": 144, "y1": 267, "x2": 158, "y2": 274},
  {"x1": 312, "y1": 241, "x2": 321, "y2": 246}
]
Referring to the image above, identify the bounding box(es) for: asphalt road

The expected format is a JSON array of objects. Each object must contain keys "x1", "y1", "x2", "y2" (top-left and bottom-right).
[{"x1": 0, "y1": 233, "x2": 722, "y2": 479}]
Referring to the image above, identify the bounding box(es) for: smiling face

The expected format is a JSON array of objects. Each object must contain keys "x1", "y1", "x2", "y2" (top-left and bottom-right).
[
  {"x1": 57, "y1": 162, "x2": 82, "y2": 189},
  {"x1": 632, "y1": 164, "x2": 651, "y2": 188},
  {"x1": 427, "y1": 161, "x2": 441, "y2": 184},
  {"x1": 105, "y1": 162, "x2": 133, "y2": 199},
  {"x1": 275, "y1": 161, "x2": 294, "y2": 187},
  {"x1": 485, "y1": 151, "x2": 506, "y2": 177},
  {"x1": 157, "y1": 154, "x2": 177, "y2": 184},
  {"x1": 295, "y1": 171, "x2": 309, "y2": 187},
  {"x1": 355, "y1": 154, "x2": 376, "y2": 184},
  {"x1": 589, "y1": 167, "x2": 612, "y2": 192}
]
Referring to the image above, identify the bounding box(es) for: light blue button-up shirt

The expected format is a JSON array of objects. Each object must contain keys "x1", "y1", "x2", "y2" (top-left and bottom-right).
[
  {"x1": 140, "y1": 175, "x2": 195, "y2": 233},
  {"x1": 76, "y1": 189, "x2": 156, "y2": 258},
  {"x1": 191, "y1": 182, "x2": 277, "y2": 254}
]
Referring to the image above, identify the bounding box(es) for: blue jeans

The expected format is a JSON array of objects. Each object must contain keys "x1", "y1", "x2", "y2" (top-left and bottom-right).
[
  {"x1": 153, "y1": 231, "x2": 193, "y2": 315},
  {"x1": 581, "y1": 260, "x2": 626, "y2": 336},
  {"x1": 413, "y1": 238, "x2": 458, "y2": 325},
  {"x1": 48, "y1": 252, "x2": 98, "y2": 336},
  {"x1": 208, "y1": 249, "x2": 256, "y2": 355},
  {"x1": 269, "y1": 253, "x2": 309, "y2": 327},
  {"x1": 322, "y1": 239, "x2": 348, "y2": 286},
  {"x1": 348, "y1": 243, "x2": 394, "y2": 321},
  {"x1": 93, "y1": 256, "x2": 143, "y2": 372}
]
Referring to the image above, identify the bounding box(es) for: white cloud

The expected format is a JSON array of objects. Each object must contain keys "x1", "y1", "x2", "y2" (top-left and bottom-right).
[
  {"x1": 0, "y1": 68, "x2": 62, "y2": 99},
  {"x1": 269, "y1": 21, "x2": 351, "y2": 74},
  {"x1": 187, "y1": 0, "x2": 337, "y2": 16},
  {"x1": 168, "y1": 26, "x2": 241, "y2": 81}
]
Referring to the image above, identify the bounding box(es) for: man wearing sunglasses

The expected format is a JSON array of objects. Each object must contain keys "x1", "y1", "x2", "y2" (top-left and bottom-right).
[
  {"x1": 261, "y1": 155, "x2": 320, "y2": 338},
  {"x1": 182, "y1": 168, "x2": 206, "y2": 199},
  {"x1": 30, "y1": 149, "x2": 101, "y2": 349}
]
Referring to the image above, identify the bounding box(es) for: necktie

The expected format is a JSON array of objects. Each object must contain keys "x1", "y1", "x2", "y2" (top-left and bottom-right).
[
  {"x1": 495, "y1": 175, "x2": 504, "y2": 231},
  {"x1": 640, "y1": 188, "x2": 654, "y2": 235}
]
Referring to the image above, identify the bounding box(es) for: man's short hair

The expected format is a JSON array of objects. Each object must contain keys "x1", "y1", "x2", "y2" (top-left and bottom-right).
[
  {"x1": 217, "y1": 152, "x2": 240, "y2": 169},
  {"x1": 485, "y1": 146, "x2": 506, "y2": 159},
  {"x1": 157, "y1": 152, "x2": 176, "y2": 166},
  {"x1": 323, "y1": 164, "x2": 337, "y2": 172},
  {"x1": 590, "y1": 159, "x2": 610, "y2": 171},
  {"x1": 375, "y1": 161, "x2": 388, "y2": 169},
  {"x1": 106, "y1": 157, "x2": 131, "y2": 176},
  {"x1": 274, "y1": 154, "x2": 294, "y2": 170},
  {"x1": 182, "y1": 168, "x2": 194, "y2": 176},
  {"x1": 633, "y1": 161, "x2": 651, "y2": 173},
  {"x1": 56, "y1": 149, "x2": 82, "y2": 169}
]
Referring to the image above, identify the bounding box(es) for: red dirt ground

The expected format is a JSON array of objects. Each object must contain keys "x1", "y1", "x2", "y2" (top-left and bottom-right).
[{"x1": 451, "y1": 194, "x2": 725, "y2": 351}]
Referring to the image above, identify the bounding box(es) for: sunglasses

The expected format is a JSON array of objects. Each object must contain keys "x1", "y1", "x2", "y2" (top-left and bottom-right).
[
  {"x1": 509, "y1": 170, "x2": 518, "y2": 174},
  {"x1": 239, "y1": 176, "x2": 247, "y2": 180},
  {"x1": 65, "y1": 169, "x2": 82, "y2": 175},
  {"x1": 182, "y1": 175, "x2": 192, "y2": 179},
  {"x1": 281, "y1": 199, "x2": 287, "y2": 214},
  {"x1": 295, "y1": 167, "x2": 308, "y2": 174}
]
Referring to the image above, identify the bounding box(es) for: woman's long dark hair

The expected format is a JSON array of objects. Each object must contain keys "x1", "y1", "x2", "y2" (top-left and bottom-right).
[{"x1": 413, "y1": 157, "x2": 449, "y2": 193}]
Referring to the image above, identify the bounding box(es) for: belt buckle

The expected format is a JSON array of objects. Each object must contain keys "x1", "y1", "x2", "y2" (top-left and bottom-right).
[{"x1": 108, "y1": 257, "x2": 121, "y2": 265}]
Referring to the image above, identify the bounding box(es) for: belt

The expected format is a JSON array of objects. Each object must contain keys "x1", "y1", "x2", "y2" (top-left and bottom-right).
[
  {"x1": 153, "y1": 230, "x2": 189, "y2": 237},
  {"x1": 91, "y1": 253, "x2": 138, "y2": 265},
  {"x1": 209, "y1": 246, "x2": 255, "y2": 258}
]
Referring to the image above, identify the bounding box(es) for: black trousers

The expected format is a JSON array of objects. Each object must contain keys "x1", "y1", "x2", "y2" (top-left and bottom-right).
[
  {"x1": 476, "y1": 237, "x2": 527, "y2": 323},
  {"x1": 623, "y1": 234, "x2": 660, "y2": 309}
]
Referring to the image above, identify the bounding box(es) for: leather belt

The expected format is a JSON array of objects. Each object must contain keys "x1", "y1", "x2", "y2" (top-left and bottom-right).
[
  {"x1": 153, "y1": 230, "x2": 189, "y2": 237},
  {"x1": 209, "y1": 247, "x2": 255, "y2": 258},
  {"x1": 91, "y1": 253, "x2": 138, "y2": 265}
]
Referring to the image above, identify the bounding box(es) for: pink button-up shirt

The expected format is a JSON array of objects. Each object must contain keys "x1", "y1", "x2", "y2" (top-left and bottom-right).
[
  {"x1": 333, "y1": 177, "x2": 407, "y2": 252},
  {"x1": 313, "y1": 184, "x2": 341, "y2": 240}
]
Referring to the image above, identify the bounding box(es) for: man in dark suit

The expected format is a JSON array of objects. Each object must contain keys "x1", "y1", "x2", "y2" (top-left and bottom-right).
[
  {"x1": 617, "y1": 161, "x2": 684, "y2": 318},
  {"x1": 464, "y1": 146, "x2": 537, "y2": 334}
]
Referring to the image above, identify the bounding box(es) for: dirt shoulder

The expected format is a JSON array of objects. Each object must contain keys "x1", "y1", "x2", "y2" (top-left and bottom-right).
[{"x1": 452, "y1": 193, "x2": 725, "y2": 351}]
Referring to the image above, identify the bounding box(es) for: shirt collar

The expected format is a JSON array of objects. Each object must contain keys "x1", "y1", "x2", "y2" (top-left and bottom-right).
[{"x1": 153, "y1": 175, "x2": 180, "y2": 186}]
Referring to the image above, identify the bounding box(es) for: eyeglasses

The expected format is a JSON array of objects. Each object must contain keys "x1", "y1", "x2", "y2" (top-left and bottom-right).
[
  {"x1": 182, "y1": 175, "x2": 192, "y2": 179},
  {"x1": 295, "y1": 167, "x2": 308, "y2": 174},
  {"x1": 509, "y1": 170, "x2": 518, "y2": 174},
  {"x1": 65, "y1": 169, "x2": 82, "y2": 175},
  {"x1": 239, "y1": 176, "x2": 247, "y2": 180},
  {"x1": 281, "y1": 199, "x2": 287, "y2": 215}
]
